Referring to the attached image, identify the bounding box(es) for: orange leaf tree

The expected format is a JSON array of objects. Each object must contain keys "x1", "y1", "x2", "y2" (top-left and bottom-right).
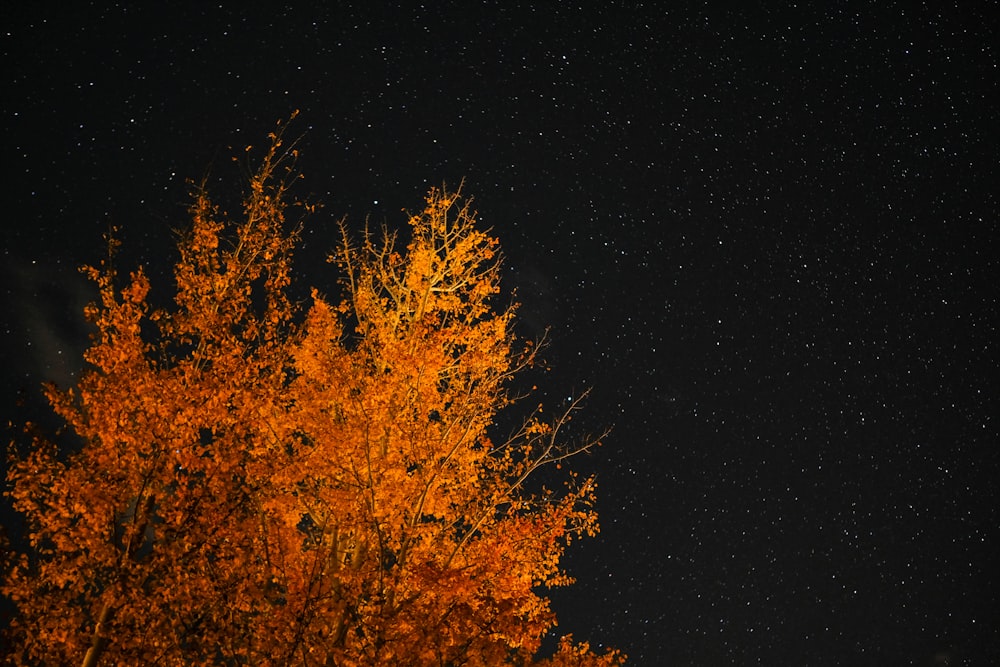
[{"x1": 3, "y1": 120, "x2": 624, "y2": 666}]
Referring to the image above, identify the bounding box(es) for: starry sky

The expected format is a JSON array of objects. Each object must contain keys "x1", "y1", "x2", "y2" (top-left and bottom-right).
[{"x1": 3, "y1": 3, "x2": 999, "y2": 665}]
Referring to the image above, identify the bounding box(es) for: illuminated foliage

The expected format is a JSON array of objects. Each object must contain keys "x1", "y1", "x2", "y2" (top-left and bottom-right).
[{"x1": 3, "y1": 119, "x2": 624, "y2": 666}]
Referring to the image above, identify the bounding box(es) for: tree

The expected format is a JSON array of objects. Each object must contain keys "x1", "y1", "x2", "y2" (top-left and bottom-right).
[{"x1": 3, "y1": 118, "x2": 624, "y2": 666}]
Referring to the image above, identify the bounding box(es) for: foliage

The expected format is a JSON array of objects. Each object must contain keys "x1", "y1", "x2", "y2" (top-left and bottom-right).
[{"x1": 3, "y1": 119, "x2": 624, "y2": 666}]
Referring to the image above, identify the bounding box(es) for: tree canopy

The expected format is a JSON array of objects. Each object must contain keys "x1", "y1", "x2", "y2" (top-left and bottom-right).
[{"x1": 3, "y1": 118, "x2": 623, "y2": 666}]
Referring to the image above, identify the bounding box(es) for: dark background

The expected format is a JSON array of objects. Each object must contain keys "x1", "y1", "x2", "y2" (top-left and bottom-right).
[{"x1": 3, "y1": 3, "x2": 998, "y2": 665}]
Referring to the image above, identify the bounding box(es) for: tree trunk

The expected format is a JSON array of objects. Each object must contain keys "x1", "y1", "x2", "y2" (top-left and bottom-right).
[{"x1": 81, "y1": 601, "x2": 114, "y2": 667}]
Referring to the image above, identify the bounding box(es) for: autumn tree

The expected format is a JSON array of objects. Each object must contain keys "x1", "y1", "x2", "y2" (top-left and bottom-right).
[{"x1": 3, "y1": 118, "x2": 624, "y2": 666}]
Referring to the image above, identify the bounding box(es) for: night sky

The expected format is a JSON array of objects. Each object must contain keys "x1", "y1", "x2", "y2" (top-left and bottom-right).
[{"x1": 3, "y1": 3, "x2": 999, "y2": 665}]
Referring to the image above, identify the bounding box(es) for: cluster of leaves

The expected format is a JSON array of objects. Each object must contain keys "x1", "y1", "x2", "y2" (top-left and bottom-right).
[{"x1": 3, "y1": 119, "x2": 624, "y2": 666}]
